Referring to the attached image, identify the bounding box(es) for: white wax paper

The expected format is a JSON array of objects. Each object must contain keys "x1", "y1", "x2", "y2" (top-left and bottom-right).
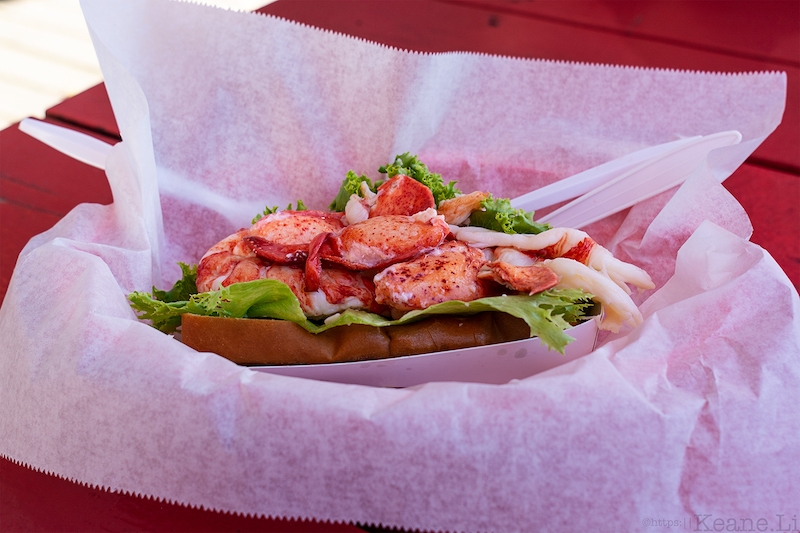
[{"x1": 1, "y1": 1, "x2": 798, "y2": 531}]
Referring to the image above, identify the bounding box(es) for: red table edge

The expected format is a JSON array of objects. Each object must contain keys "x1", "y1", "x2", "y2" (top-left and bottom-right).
[
  {"x1": 0, "y1": 454, "x2": 380, "y2": 532},
  {"x1": 2, "y1": 1, "x2": 798, "y2": 530}
]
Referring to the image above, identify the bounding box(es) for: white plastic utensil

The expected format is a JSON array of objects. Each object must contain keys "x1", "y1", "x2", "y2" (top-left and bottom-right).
[
  {"x1": 18, "y1": 118, "x2": 114, "y2": 170},
  {"x1": 537, "y1": 130, "x2": 742, "y2": 229},
  {"x1": 510, "y1": 135, "x2": 704, "y2": 212}
]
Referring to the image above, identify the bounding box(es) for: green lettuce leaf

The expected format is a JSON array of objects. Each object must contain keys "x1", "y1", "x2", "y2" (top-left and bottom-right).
[
  {"x1": 252, "y1": 200, "x2": 309, "y2": 224},
  {"x1": 128, "y1": 262, "x2": 198, "y2": 332},
  {"x1": 469, "y1": 195, "x2": 552, "y2": 235},
  {"x1": 328, "y1": 170, "x2": 380, "y2": 212},
  {"x1": 378, "y1": 152, "x2": 460, "y2": 206},
  {"x1": 129, "y1": 271, "x2": 596, "y2": 353},
  {"x1": 128, "y1": 279, "x2": 308, "y2": 334},
  {"x1": 251, "y1": 205, "x2": 279, "y2": 224},
  {"x1": 151, "y1": 262, "x2": 197, "y2": 303},
  {"x1": 313, "y1": 289, "x2": 597, "y2": 353}
]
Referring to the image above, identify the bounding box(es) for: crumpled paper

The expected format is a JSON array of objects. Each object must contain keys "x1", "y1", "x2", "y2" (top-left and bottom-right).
[{"x1": 0, "y1": 1, "x2": 798, "y2": 531}]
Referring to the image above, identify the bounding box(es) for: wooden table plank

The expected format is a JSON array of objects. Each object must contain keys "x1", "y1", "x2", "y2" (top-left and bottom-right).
[
  {"x1": 1, "y1": 3, "x2": 797, "y2": 532},
  {"x1": 452, "y1": 0, "x2": 800, "y2": 65},
  {"x1": 45, "y1": 82, "x2": 121, "y2": 140},
  {"x1": 0, "y1": 119, "x2": 115, "y2": 304},
  {"x1": 259, "y1": 0, "x2": 799, "y2": 172},
  {"x1": 447, "y1": 0, "x2": 800, "y2": 175},
  {"x1": 0, "y1": 202, "x2": 61, "y2": 304},
  {"x1": 723, "y1": 163, "x2": 800, "y2": 288},
  {"x1": 0, "y1": 456, "x2": 370, "y2": 533},
  {"x1": 0, "y1": 118, "x2": 114, "y2": 213}
]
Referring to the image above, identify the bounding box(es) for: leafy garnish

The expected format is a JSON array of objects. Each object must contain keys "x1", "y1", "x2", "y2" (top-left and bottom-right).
[
  {"x1": 152, "y1": 262, "x2": 197, "y2": 303},
  {"x1": 128, "y1": 279, "x2": 307, "y2": 335},
  {"x1": 252, "y1": 205, "x2": 279, "y2": 224},
  {"x1": 469, "y1": 195, "x2": 552, "y2": 235},
  {"x1": 252, "y1": 200, "x2": 309, "y2": 224},
  {"x1": 127, "y1": 262, "x2": 199, "y2": 332},
  {"x1": 317, "y1": 289, "x2": 597, "y2": 353},
  {"x1": 378, "y1": 152, "x2": 460, "y2": 206},
  {"x1": 328, "y1": 171, "x2": 379, "y2": 212},
  {"x1": 128, "y1": 270, "x2": 596, "y2": 352}
]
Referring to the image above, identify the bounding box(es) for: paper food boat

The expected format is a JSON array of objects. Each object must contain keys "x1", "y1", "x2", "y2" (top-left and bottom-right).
[{"x1": 250, "y1": 317, "x2": 599, "y2": 388}]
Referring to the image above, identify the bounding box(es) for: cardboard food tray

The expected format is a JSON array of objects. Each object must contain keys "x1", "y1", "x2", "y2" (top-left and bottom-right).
[
  {"x1": 182, "y1": 310, "x2": 600, "y2": 387},
  {"x1": 251, "y1": 318, "x2": 599, "y2": 388}
]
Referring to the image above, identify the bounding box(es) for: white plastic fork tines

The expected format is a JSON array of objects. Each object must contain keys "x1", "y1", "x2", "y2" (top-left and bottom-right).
[
  {"x1": 510, "y1": 134, "x2": 703, "y2": 213},
  {"x1": 537, "y1": 130, "x2": 742, "y2": 229}
]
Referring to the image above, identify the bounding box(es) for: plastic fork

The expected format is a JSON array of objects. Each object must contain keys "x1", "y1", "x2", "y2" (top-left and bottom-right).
[
  {"x1": 536, "y1": 130, "x2": 742, "y2": 229},
  {"x1": 510, "y1": 135, "x2": 704, "y2": 212}
]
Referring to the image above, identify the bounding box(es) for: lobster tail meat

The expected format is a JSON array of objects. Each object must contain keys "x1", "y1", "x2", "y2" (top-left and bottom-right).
[
  {"x1": 374, "y1": 240, "x2": 492, "y2": 311},
  {"x1": 313, "y1": 209, "x2": 450, "y2": 271},
  {"x1": 478, "y1": 262, "x2": 559, "y2": 296},
  {"x1": 242, "y1": 236, "x2": 309, "y2": 265}
]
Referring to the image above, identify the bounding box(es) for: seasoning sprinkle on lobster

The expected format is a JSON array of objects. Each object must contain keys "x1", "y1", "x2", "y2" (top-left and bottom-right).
[{"x1": 130, "y1": 153, "x2": 654, "y2": 354}]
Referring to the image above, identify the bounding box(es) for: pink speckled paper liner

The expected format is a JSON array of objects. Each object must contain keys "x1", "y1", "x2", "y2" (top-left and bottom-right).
[{"x1": 0, "y1": 1, "x2": 796, "y2": 532}]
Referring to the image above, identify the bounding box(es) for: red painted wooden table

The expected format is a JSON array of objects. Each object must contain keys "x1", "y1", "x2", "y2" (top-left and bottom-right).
[{"x1": 1, "y1": 1, "x2": 798, "y2": 531}]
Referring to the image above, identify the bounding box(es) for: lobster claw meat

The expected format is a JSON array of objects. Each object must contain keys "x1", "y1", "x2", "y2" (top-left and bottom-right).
[
  {"x1": 370, "y1": 175, "x2": 436, "y2": 217},
  {"x1": 242, "y1": 236, "x2": 309, "y2": 265},
  {"x1": 305, "y1": 210, "x2": 450, "y2": 292},
  {"x1": 478, "y1": 261, "x2": 559, "y2": 295}
]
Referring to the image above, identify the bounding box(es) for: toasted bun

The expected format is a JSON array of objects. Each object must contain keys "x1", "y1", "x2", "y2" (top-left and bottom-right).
[{"x1": 181, "y1": 313, "x2": 532, "y2": 366}]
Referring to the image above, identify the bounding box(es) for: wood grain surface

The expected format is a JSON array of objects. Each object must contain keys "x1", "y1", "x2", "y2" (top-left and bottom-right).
[{"x1": 0, "y1": 1, "x2": 797, "y2": 531}]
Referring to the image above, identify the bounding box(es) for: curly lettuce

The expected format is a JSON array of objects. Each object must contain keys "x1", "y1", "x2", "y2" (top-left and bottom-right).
[
  {"x1": 128, "y1": 277, "x2": 308, "y2": 335},
  {"x1": 128, "y1": 265, "x2": 596, "y2": 353},
  {"x1": 151, "y1": 262, "x2": 198, "y2": 303},
  {"x1": 468, "y1": 195, "x2": 551, "y2": 235},
  {"x1": 328, "y1": 154, "x2": 549, "y2": 237},
  {"x1": 378, "y1": 152, "x2": 460, "y2": 206},
  {"x1": 328, "y1": 171, "x2": 380, "y2": 212},
  {"x1": 252, "y1": 200, "x2": 308, "y2": 224},
  {"x1": 319, "y1": 290, "x2": 597, "y2": 353}
]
